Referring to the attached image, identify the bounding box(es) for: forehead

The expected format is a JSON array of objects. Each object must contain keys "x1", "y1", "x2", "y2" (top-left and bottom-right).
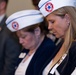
[
  {"x1": 17, "y1": 30, "x2": 27, "y2": 34},
  {"x1": 16, "y1": 30, "x2": 26, "y2": 36},
  {"x1": 16, "y1": 30, "x2": 33, "y2": 37},
  {"x1": 46, "y1": 13, "x2": 57, "y2": 20}
]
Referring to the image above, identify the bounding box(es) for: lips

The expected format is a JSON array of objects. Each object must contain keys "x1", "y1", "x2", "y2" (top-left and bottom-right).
[{"x1": 49, "y1": 30, "x2": 53, "y2": 34}]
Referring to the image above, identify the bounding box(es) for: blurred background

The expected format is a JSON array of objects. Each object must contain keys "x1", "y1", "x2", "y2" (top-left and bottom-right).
[{"x1": 6, "y1": 0, "x2": 34, "y2": 16}]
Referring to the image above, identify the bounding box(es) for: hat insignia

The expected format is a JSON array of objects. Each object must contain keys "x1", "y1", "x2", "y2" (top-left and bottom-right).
[
  {"x1": 12, "y1": 22, "x2": 19, "y2": 30},
  {"x1": 45, "y1": 2, "x2": 53, "y2": 12}
]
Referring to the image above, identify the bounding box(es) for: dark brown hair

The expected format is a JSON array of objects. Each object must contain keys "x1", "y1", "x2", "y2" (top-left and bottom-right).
[
  {"x1": 0, "y1": 0, "x2": 8, "y2": 4},
  {"x1": 21, "y1": 19, "x2": 49, "y2": 35},
  {"x1": 32, "y1": 0, "x2": 40, "y2": 7}
]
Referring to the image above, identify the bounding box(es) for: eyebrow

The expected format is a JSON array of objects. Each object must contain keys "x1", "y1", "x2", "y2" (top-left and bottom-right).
[{"x1": 7, "y1": 14, "x2": 40, "y2": 25}]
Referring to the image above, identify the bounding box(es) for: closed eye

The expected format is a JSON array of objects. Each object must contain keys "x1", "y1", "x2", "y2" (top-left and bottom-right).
[
  {"x1": 48, "y1": 20, "x2": 55, "y2": 24},
  {"x1": 21, "y1": 35, "x2": 27, "y2": 39}
]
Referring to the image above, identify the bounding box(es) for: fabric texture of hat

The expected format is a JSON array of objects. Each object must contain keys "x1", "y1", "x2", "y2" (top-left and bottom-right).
[
  {"x1": 6, "y1": 10, "x2": 44, "y2": 32},
  {"x1": 38, "y1": 0, "x2": 76, "y2": 17}
]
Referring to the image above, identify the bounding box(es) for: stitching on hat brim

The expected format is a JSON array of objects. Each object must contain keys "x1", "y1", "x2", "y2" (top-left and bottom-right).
[
  {"x1": 39, "y1": 0, "x2": 51, "y2": 10},
  {"x1": 7, "y1": 14, "x2": 42, "y2": 26}
]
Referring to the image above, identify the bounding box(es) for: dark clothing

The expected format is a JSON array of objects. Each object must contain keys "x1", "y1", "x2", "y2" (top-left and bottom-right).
[
  {"x1": 0, "y1": 16, "x2": 21, "y2": 75},
  {"x1": 48, "y1": 41, "x2": 76, "y2": 75},
  {"x1": 15, "y1": 36, "x2": 56, "y2": 75}
]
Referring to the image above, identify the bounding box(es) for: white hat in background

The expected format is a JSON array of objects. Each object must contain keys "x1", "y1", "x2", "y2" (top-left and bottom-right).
[
  {"x1": 6, "y1": 10, "x2": 44, "y2": 32},
  {"x1": 38, "y1": 0, "x2": 76, "y2": 17}
]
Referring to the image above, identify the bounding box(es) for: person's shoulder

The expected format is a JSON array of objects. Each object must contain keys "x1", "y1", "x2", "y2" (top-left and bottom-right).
[
  {"x1": 43, "y1": 36, "x2": 56, "y2": 47},
  {"x1": 70, "y1": 41, "x2": 76, "y2": 49},
  {"x1": 0, "y1": 26, "x2": 11, "y2": 41},
  {"x1": 39, "y1": 36, "x2": 56, "y2": 54},
  {"x1": 70, "y1": 41, "x2": 76, "y2": 55}
]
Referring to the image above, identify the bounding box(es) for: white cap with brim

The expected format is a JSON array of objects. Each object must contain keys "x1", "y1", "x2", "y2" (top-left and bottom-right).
[
  {"x1": 6, "y1": 10, "x2": 44, "y2": 32},
  {"x1": 38, "y1": 0, "x2": 76, "y2": 17}
]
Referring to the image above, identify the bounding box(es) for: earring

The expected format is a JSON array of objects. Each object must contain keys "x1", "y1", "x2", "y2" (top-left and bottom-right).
[{"x1": 68, "y1": 22, "x2": 70, "y2": 26}]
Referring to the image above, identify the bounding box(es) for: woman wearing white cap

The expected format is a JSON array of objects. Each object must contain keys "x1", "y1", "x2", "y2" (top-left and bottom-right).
[
  {"x1": 6, "y1": 10, "x2": 56, "y2": 75},
  {"x1": 38, "y1": 0, "x2": 76, "y2": 75}
]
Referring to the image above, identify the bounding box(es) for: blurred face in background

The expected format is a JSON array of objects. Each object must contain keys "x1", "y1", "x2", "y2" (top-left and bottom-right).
[{"x1": 0, "y1": 0, "x2": 7, "y2": 15}]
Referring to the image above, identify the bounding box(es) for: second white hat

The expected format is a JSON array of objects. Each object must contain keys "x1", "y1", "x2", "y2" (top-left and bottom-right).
[{"x1": 6, "y1": 10, "x2": 44, "y2": 32}]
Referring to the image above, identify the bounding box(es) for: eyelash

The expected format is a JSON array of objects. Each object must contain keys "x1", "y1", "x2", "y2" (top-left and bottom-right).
[
  {"x1": 49, "y1": 20, "x2": 55, "y2": 24},
  {"x1": 21, "y1": 35, "x2": 27, "y2": 39}
]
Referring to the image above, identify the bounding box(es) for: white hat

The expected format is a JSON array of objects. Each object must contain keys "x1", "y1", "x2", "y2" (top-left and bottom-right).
[
  {"x1": 6, "y1": 10, "x2": 44, "y2": 32},
  {"x1": 38, "y1": 0, "x2": 76, "y2": 17}
]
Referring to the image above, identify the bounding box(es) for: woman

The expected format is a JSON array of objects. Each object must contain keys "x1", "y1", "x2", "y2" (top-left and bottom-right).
[
  {"x1": 6, "y1": 10, "x2": 56, "y2": 75},
  {"x1": 38, "y1": 0, "x2": 76, "y2": 75},
  {"x1": 32, "y1": 0, "x2": 60, "y2": 45}
]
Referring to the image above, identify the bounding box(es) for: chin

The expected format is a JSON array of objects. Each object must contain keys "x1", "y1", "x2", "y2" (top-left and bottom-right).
[
  {"x1": 22, "y1": 46, "x2": 28, "y2": 49},
  {"x1": 24, "y1": 46, "x2": 28, "y2": 49},
  {"x1": 55, "y1": 35, "x2": 61, "y2": 38}
]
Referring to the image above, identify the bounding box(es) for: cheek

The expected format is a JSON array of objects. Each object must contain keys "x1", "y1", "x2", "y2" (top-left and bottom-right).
[
  {"x1": 55, "y1": 22, "x2": 68, "y2": 37},
  {"x1": 58, "y1": 21, "x2": 68, "y2": 32},
  {"x1": 24, "y1": 36, "x2": 35, "y2": 44},
  {"x1": 24, "y1": 37, "x2": 32, "y2": 44},
  {"x1": 59, "y1": 18, "x2": 68, "y2": 31}
]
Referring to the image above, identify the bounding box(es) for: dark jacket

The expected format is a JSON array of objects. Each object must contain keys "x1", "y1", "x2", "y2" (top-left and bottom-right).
[
  {"x1": 48, "y1": 41, "x2": 76, "y2": 75},
  {"x1": 0, "y1": 16, "x2": 21, "y2": 75},
  {"x1": 15, "y1": 36, "x2": 56, "y2": 75}
]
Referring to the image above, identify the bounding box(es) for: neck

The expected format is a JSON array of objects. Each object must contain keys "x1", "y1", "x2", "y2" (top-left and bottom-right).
[
  {"x1": 0, "y1": 10, "x2": 6, "y2": 16},
  {"x1": 28, "y1": 35, "x2": 45, "y2": 55},
  {"x1": 23, "y1": 35, "x2": 45, "y2": 62}
]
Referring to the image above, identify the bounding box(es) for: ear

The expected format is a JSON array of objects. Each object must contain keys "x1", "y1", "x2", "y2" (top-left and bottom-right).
[
  {"x1": 64, "y1": 14, "x2": 70, "y2": 25},
  {"x1": 34, "y1": 27, "x2": 41, "y2": 36}
]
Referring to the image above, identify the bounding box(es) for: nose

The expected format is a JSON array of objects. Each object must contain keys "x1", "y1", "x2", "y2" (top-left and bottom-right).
[{"x1": 48, "y1": 24, "x2": 53, "y2": 30}]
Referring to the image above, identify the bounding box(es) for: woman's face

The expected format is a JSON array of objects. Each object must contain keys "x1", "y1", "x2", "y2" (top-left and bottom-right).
[
  {"x1": 16, "y1": 30, "x2": 37, "y2": 50},
  {"x1": 46, "y1": 13, "x2": 69, "y2": 38}
]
